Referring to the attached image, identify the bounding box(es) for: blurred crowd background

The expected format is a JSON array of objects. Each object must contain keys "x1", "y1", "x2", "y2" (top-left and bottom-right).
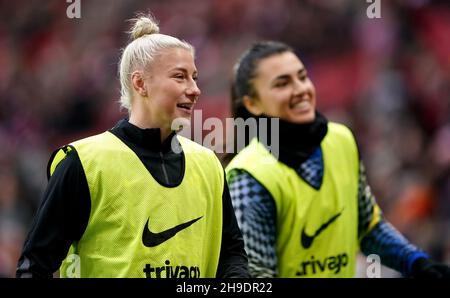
[{"x1": 0, "y1": 0, "x2": 449, "y2": 277}]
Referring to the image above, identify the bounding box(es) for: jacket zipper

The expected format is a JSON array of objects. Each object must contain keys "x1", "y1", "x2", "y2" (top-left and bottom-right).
[{"x1": 160, "y1": 152, "x2": 170, "y2": 185}]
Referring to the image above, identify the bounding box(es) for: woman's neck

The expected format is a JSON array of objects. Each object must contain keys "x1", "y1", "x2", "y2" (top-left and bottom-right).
[
  {"x1": 129, "y1": 113, "x2": 172, "y2": 143},
  {"x1": 255, "y1": 111, "x2": 328, "y2": 166}
]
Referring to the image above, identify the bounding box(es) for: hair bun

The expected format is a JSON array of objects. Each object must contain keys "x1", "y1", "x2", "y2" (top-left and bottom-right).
[{"x1": 129, "y1": 15, "x2": 160, "y2": 41}]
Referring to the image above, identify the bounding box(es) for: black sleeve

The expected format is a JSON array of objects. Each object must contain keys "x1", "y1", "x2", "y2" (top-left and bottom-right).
[
  {"x1": 216, "y1": 173, "x2": 251, "y2": 278},
  {"x1": 16, "y1": 149, "x2": 91, "y2": 278}
]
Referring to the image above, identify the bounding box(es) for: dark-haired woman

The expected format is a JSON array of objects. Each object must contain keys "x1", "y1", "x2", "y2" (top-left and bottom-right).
[{"x1": 226, "y1": 41, "x2": 450, "y2": 278}]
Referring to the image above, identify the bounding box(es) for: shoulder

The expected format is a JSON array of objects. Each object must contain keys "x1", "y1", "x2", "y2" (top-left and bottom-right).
[
  {"x1": 177, "y1": 135, "x2": 224, "y2": 172},
  {"x1": 326, "y1": 122, "x2": 359, "y2": 149},
  {"x1": 47, "y1": 145, "x2": 82, "y2": 179},
  {"x1": 325, "y1": 121, "x2": 360, "y2": 166},
  {"x1": 177, "y1": 135, "x2": 218, "y2": 157},
  {"x1": 70, "y1": 131, "x2": 112, "y2": 147},
  {"x1": 327, "y1": 122, "x2": 356, "y2": 139},
  {"x1": 48, "y1": 132, "x2": 111, "y2": 177},
  {"x1": 227, "y1": 139, "x2": 278, "y2": 173}
]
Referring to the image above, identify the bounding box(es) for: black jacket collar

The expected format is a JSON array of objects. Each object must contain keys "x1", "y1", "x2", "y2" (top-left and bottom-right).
[
  {"x1": 110, "y1": 119, "x2": 177, "y2": 153},
  {"x1": 258, "y1": 111, "x2": 328, "y2": 168}
]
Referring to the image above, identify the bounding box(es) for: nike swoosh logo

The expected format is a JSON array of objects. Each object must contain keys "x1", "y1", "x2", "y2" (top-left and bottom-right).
[
  {"x1": 301, "y1": 210, "x2": 343, "y2": 249},
  {"x1": 142, "y1": 216, "x2": 203, "y2": 247}
]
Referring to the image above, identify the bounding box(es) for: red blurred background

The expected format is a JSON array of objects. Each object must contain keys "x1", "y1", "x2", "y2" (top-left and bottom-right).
[{"x1": 0, "y1": 0, "x2": 449, "y2": 277}]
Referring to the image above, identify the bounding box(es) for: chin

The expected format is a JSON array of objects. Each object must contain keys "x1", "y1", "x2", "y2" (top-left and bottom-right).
[{"x1": 292, "y1": 111, "x2": 316, "y2": 124}]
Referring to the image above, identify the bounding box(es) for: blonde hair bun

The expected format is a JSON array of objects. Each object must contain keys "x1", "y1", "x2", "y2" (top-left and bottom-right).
[{"x1": 129, "y1": 15, "x2": 160, "y2": 41}]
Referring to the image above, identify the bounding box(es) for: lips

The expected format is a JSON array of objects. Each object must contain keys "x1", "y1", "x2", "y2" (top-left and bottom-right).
[
  {"x1": 290, "y1": 99, "x2": 312, "y2": 112},
  {"x1": 176, "y1": 102, "x2": 194, "y2": 112}
]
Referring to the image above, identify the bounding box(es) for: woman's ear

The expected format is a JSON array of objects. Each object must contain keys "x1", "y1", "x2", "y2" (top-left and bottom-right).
[
  {"x1": 131, "y1": 71, "x2": 148, "y2": 97},
  {"x1": 243, "y1": 95, "x2": 263, "y2": 116}
]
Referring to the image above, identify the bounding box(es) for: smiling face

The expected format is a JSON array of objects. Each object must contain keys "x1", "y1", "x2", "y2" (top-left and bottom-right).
[
  {"x1": 146, "y1": 47, "x2": 200, "y2": 127},
  {"x1": 131, "y1": 47, "x2": 200, "y2": 133},
  {"x1": 243, "y1": 51, "x2": 316, "y2": 124}
]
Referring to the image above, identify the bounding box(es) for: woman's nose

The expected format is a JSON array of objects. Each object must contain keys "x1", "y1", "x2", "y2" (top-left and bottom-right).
[
  {"x1": 187, "y1": 81, "x2": 201, "y2": 100},
  {"x1": 293, "y1": 78, "x2": 307, "y2": 96},
  {"x1": 192, "y1": 84, "x2": 201, "y2": 96}
]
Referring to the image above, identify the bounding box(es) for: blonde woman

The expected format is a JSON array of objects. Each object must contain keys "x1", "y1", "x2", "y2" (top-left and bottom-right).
[{"x1": 17, "y1": 14, "x2": 249, "y2": 278}]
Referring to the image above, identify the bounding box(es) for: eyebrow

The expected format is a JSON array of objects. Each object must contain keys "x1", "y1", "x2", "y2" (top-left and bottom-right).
[
  {"x1": 170, "y1": 67, "x2": 198, "y2": 76},
  {"x1": 272, "y1": 67, "x2": 306, "y2": 82}
]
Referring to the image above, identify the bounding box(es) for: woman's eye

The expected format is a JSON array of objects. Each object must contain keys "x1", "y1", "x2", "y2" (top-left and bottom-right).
[
  {"x1": 174, "y1": 74, "x2": 185, "y2": 79},
  {"x1": 299, "y1": 72, "x2": 308, "y2": 81},
  {"x1": 275, "y1": 81, "x2": 288, "y2": 87}
]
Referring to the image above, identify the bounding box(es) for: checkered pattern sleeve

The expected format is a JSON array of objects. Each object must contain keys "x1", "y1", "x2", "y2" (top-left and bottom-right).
[
  {"x1": 357, "y1": 162, "x2": 381, "y2": 239},
  {"x1": 358, "y1": 161, "x2": 428, "y2": 276},
  {"x1": 228, "y1": 169, "x2": 278, "y2": 277}
]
